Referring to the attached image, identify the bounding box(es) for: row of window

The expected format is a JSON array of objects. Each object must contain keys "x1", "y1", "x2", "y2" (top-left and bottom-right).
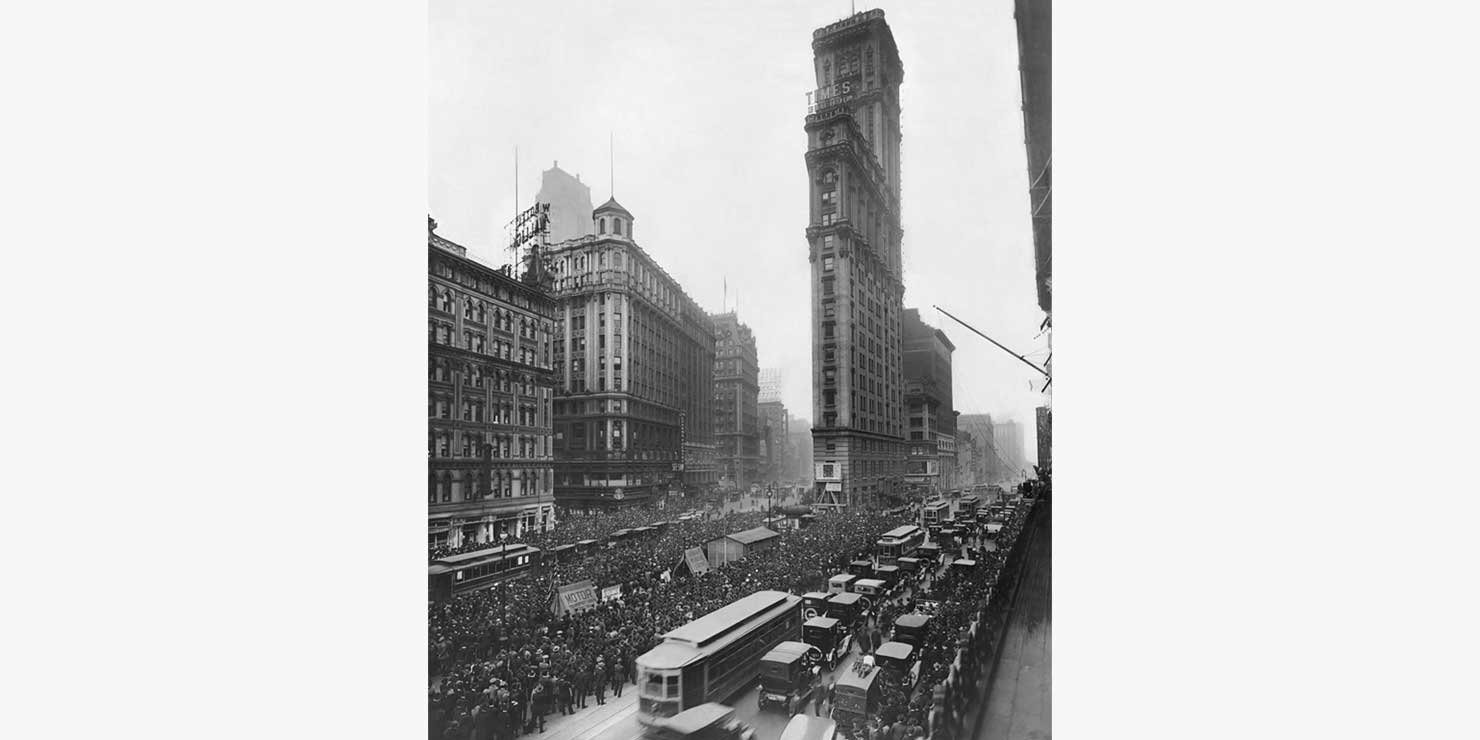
[
  {"x1": 428, "y1": 431, "x2": 550, "y2": 459},
  {"x1": 428, "y1": 467, "x2": 549, "y2": 504}
]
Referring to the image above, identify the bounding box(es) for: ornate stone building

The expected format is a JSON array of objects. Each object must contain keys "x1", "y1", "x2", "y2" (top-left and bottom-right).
[
  {"x1": 428, "y1": 217, "x2": 558, "y2": 550},
  {"x1": 712, "y1": 312, "x2": 760, "y2": 490},
  {"x1": 547, "y1": 198, "x2": 717, "y2": 509},
  {"x1": 805, "y1": 9, "x2": 907, "y2": 508}
]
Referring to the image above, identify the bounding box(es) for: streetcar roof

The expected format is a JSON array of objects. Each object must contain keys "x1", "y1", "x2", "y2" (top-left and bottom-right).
[
  {"x1": 637, "y1": 641, "x2": 702, "y2": 670},
  {"x1": 431, "y1": 545, "x2": 540, "y2": 568},
  {"x1": 664, "y1": 590, "x2": 797, "y2": 648},
  {"x1": 880, "y1": 525, "x2": 921, "y2": 539},
  {"x1": 660, "y1": 703, "x2": 735, "y2": 735},
  {"x1": 876, "y1": 641, "x2": 915, "y2": 661}
]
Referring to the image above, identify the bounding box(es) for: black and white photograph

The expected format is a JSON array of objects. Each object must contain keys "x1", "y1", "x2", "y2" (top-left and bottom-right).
[
  {"x1": 14, "y1": 1, "x2": 1480, "y2": 738},
  {"x1": 428, "y1": 3, "x2": 1050, "y2": 740}
]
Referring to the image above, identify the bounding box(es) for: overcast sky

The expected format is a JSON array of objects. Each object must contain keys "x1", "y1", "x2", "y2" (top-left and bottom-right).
[{"x1": 430, "y1": 0, "x2": 1048, "y2": 466}]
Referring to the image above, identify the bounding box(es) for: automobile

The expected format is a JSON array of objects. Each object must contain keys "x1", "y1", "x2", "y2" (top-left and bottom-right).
[
  {"x1": 802, "y1": 616, "x2": 853, "y2": 670},
  {"x1": 827, "y1": 573, "x2": 856, "y2": 595},
  {"x1": 873, "y1": 641, "x2": 922, "y2": 692},
  {"x1": 871, "y1": 564, "x2": 901, "y2": 592},
  {"x1": 891, "y1": 614, "x2": 933, "y2": 649},
  {"x1": 851, "y1": 578, "x2": 888, "y2": 600},
  {"x1": 779, "y1": 715, "x2": 838, "y2": 740},
  {"x1": 757, "y1": 641, "x2": 824, "y2": 715},
  {"x1": 802, "y1": 591, "x2": 833, "y2": 621},
  {"x1": 847, "y1": 559, "x2": 874, "y2": 577},
  {"x1": 826, "y1": 591, "x2": 867, "y2": 629},
  {"x1": 643, "y1": 703, "x2": 756, "y2": 740},
  {"x1": 831, "y1": 662, "x2": 884, "y2": 730}
]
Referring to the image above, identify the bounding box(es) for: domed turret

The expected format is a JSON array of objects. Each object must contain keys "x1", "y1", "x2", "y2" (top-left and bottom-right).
[{"x1": 593, "y1": 196, "x2": 634, "y2": 240}]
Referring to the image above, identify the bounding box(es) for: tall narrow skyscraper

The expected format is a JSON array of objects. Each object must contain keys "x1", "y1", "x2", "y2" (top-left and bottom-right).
[{"x1": 805, "y1": 9, "x2": 906, "y2": 508}]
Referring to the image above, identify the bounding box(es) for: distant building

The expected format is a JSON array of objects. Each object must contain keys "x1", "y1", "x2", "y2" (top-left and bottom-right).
[
  {"x1": 957, "y1": 414, "x2": 996, "y2": 484},
  {"x1": 535, "y1": 163, "x2": 595, "y2": 244},
  {"x1": 759, "y1": 399, "x2": 790, "y2": 484},
  {"x1": 758, "y1": 367, "x2": 784, "y2": 404},
  {"x1": 902, "y1": 308, "x2": 956, "y2": 497},
  {"x1": 546, "y1": 197, "x2": 717, "y2": 509},
  {"x1": 713, "y1": 312, "x2": 761, "y2": 490},
  {"x1": 993, "y1": 419, "x2": 1028, "y2": 480},
  {"x1": 428, "y1": 216, "x2": 558, "y2": 550},
  {"x1": 1036, "y1": 405, "x2": 1051, "y2": 473}
]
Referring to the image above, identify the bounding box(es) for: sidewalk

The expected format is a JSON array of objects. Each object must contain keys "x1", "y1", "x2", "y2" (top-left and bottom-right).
[{"x1": 536, "y1": 684, "x2": 639, "y2": 740}]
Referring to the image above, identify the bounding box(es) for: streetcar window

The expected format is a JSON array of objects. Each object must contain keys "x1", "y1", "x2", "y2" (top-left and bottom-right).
[{"x1": 665, "y1": 676, "x2": 679, "y2": 698}]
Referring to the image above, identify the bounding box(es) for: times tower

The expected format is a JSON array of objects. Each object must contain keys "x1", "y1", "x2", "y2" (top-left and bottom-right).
[{"x1": 805, "y1": 9, "x2": 905, "y2": 508}]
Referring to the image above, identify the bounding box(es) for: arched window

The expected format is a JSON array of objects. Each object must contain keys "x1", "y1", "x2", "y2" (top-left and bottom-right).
[
  {"x1": 439, "y1": 289, "x2": 453, "y2": 313},
  {"x1": 614, "y1": 218, "x2": 624, "y2": 236}
]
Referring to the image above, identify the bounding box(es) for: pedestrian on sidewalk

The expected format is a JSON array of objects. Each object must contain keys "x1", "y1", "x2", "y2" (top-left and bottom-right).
[
  {"x1": 608, "y1": 659, "x2": 623, "y2": 698},
  {"x1": 529, "y1": 683, "x2": 548, "y2": 733},
  {"x1": 557, "y1": 677, "x2": 574, "y2": 716},
  {"x1": 593, "y1": 673, "x2": 606, "y2": 706}
]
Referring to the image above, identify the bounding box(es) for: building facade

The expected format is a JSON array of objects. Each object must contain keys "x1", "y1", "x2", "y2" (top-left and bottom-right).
[
  {"x1": 547, "y1": 198, "x2": 717, "y2": 509},
  {"x1": 1036, "y1": 405, "x2": 1051, "y2": 474},
  {"x1": 957, "y1": 414, "x2": 996, "y2": 485},
  {"x1": 712, "y1": 312, "x2": 760, "y2": 490},
  {"x1": 902, "y1": 308, "x2": 956, "y2": 497},
  {"x1": 758, "y1": 399, "x2": 789, "y2": 485},
  {"x1": 428, "y1": 216, "x2": 558, "y2": 551},
  {"x1": 535, "y1": 163, "x2": 595, "y2": 244},
  {"x1": 805, "y1": 9, "x2": 908, "y2": 509}
]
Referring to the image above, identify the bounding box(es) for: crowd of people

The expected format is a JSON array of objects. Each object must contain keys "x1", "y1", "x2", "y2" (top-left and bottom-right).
[{"x1": 428, "y1": 500, "x2": 914, "y2": 740}]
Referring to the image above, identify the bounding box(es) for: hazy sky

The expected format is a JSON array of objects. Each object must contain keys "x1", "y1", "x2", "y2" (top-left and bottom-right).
[{"x1": 430, "y1": 0, "x2": 1048, "y2": 464}]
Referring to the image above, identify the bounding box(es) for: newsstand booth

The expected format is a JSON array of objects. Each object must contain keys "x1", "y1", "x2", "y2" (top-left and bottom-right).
[
  {"x1": 832, "y1": 663, "x2": 884, "y2": 730},
  {"x1": 802, "y1": 616, "x2": 853, "y2": 670},
  {"x1": 756, "y1": 641, "x2": 823, "y2": 714},
  {"x1": 825, "y1": 591, "x2": 866, "y2": 628},
  {"x1": 826, "y1": 573, "x2": 856, "y2": 595},
  {"x1": 802, "y1": 592, "x2": 832, "y2": 620},
  {"x1": 891, "y1": 614, "x2": 933, "y2": 649}
]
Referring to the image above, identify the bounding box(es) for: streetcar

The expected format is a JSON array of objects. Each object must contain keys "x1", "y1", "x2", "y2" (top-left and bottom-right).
[
  {"x1": 636, "y1": 590, "x2": 802, "y2": 725},
  {"x1": 957, "y1": 494, "x2": 981, "y2": 518},
  {"x1": 428, "y1": 543, "x2": 541, "y2": 601},
  {"x1": 922, "y1": 500, "x2": 951, "y2": 527},
  {"x1": 874, "y1": 525, "x2": 925, "y2": 566}
]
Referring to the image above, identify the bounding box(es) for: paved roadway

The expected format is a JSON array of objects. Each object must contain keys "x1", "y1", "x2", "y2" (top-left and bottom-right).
[{"x1": 972, "y1": 503, "x2": 1050, "y2": 740}]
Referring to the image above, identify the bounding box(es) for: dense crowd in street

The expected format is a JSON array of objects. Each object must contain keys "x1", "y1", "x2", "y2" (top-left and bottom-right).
[{"x1": 428, "y1": 500, "x2": 913, "y2": 740}]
